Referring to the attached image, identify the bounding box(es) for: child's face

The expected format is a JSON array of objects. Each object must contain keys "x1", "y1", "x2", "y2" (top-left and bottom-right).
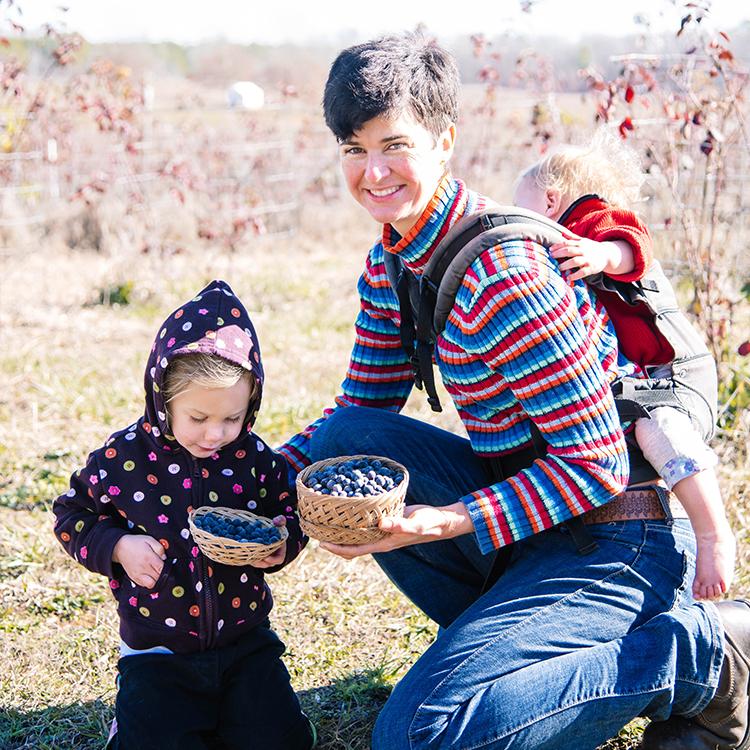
[
  {"x1": 168, "y1": 378, "x2": 251, "y2": 458},
  {"x1": 513, "y1": 176, "x2": 563, "y2": 220}
]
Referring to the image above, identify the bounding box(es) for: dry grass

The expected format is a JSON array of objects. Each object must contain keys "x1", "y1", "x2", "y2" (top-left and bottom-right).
[{"x1": 1, "y1": 192, "x2": 748, "y2": 750}]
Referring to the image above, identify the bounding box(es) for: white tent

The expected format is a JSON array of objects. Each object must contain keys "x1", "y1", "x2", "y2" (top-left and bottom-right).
[{"x1": 227, "y1": 81, "x2": 265, "y2": 110}]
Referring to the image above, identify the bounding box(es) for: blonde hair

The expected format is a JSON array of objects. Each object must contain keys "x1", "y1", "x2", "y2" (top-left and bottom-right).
[
  {"x1": 163, "y1": 353, "x2": 258, "y2": 407},
  {"x1": 518, "y1": 128, "x2": 645, "y2": 209}
]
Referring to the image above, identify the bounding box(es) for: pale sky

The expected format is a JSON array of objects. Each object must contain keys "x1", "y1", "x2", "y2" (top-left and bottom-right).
[{"x1": 11, "y1": 0, "x2": 750, "y2": 45}]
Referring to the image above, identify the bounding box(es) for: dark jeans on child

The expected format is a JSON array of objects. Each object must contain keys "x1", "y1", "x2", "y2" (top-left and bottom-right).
[{"x1": 111, "y1": 621, "x2": 313, "y2": 750}]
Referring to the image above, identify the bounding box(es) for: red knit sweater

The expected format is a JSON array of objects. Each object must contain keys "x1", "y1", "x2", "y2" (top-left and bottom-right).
[{"x1": 560, "y1": 195, "x2": 675, "y2": 366}]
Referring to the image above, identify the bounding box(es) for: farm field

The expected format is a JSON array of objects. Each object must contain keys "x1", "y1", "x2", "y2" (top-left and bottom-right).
[
  {"x1": 1, "y1": 188, "x2": 749, "y2": 748},
  {"x1": 2, "y1": 18, "x2": 750, "y2": 745}
]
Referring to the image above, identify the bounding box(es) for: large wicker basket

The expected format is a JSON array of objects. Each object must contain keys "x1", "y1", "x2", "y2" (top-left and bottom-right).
[
  {"x1": 188, "y1": 506, "x2": 288, "y2": 566},
  {"x1": 296, "y1": 455, "x2": 408, "y2": 545}
]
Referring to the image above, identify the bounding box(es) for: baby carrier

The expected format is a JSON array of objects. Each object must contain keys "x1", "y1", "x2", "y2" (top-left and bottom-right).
[{"x1": 383, "y1": 206, "x2": 718, "y2": 486}]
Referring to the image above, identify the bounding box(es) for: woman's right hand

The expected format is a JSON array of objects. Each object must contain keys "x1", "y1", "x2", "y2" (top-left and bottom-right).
[
  {"x1": 320, "y1": 502, "x2": 475, "y2": 560},
  {"x1": 112, "y1": 534, "x2": 167, "y2": 588}
]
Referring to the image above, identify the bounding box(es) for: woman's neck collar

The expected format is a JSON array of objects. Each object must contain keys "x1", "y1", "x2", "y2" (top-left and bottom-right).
[{"x1": 382, "y1": 175, "x2": 460, "y2": 268}]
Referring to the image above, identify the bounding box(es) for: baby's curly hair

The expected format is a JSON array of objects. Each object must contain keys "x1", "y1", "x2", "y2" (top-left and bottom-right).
[{"x1": 518, "y1": 128, "x2": 646, "y2": 209}]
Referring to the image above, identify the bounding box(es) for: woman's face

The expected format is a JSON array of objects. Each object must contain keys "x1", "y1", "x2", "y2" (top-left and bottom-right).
[{"x1": 339, "y1": 111, "x2": 455, "y2": 236}]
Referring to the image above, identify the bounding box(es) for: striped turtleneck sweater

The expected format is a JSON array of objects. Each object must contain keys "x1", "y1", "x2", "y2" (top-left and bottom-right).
[{"x1": 279, "y1": 177, "x2": 630, "y2": 553}]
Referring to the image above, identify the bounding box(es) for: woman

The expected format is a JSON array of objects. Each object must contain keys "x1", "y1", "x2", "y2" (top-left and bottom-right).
[{"x1": 279, "y1": 33, "x2": 748, "y2": 750}]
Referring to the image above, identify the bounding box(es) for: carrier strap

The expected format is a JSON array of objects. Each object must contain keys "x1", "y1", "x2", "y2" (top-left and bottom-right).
[{"x1": 395, "y1": 271, "x2": 422, "y2": 390}]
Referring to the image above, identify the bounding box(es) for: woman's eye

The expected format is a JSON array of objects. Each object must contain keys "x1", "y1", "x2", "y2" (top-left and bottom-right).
[
  {"x1": 190, "y1": 416, "x2": 206, "y2": 424},
  {"x1": 343, "y1": 146, "x2": 363, "y2": 156},
  {"x1": 386, "y1": 142, "x2": 408, "y2": 151},
  {"x1": 227, "y1": 416, "x2": 242, "y2": 423}
]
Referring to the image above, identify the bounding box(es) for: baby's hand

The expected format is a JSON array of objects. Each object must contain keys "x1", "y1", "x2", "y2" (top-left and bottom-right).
[
  {"x1": 549, "y1": 237, "x2": 610, "y2": 281},
  {"x1": 112, "y1": 534, "x2": 166, "y2": 588},
  {"x1": 250, "y1": 515, "x2": 287, "y2": 569}
]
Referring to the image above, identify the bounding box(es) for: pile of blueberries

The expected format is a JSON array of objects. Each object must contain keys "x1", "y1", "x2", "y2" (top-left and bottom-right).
[
  {"x1": 303, "y1": 457, "x2": 405, "y2": 497},
  {"x1": 195, "y1": 512, "x2": 282, "y2": 545}
]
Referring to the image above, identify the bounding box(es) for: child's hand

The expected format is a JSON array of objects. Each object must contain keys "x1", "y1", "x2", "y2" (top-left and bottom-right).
[
  {"x1": 550, "y1": 236, "x2": 636, "y2": 279},
  {"x1": 250, "y1": 515, "x2": 287, "y2": 569},
  {"x1": 549, "y1": 237, "x2": 611, "y2": 281},
  {"x1": 112, "y1": 534, "x2": 166, "y2": 588}
]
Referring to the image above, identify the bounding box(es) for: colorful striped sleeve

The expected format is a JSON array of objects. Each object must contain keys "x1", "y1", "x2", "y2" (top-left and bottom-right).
[
  {"x1": 278, "y1": 245, "x2": 414, "y2": 471},
  {"x1": 456, "y1": 245, "x2": 630, "y2": 553}
]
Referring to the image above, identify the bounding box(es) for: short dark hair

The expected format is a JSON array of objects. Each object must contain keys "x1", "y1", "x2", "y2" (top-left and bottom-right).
[{"x1": 323, "y1": 32, "x2": 460, "y2": 142}]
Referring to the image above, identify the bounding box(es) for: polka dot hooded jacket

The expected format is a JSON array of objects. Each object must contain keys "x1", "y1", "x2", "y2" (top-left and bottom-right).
[{"x1": 53, "y1": 280, "x2": 306, "y2": 654}]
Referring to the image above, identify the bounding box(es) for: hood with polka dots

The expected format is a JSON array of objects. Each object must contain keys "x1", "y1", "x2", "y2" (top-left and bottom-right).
[
  {"x1": 145, "y1": 279, "x2": 264, "y2": 448},
  {"x1": 52, "y1": 280, "x2": 306, "y2": 655}
]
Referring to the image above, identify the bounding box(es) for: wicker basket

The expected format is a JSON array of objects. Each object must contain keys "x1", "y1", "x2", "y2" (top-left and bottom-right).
[
  {"x1": 188, "y1": 506, "x2": 288, "y2": 566},
  {"x1": 296, "y1": 455, "x2": 408, "y2": 545}
]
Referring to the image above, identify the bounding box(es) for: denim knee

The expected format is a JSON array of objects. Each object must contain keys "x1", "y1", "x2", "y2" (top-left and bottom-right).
[{"x1": 372, "y1": 698, "x2": 413, "y2": 750}]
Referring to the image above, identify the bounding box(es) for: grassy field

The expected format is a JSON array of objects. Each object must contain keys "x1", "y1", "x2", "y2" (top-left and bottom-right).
[{"x1": 1, "y1": 194, "x2": 749, "y2": 750}]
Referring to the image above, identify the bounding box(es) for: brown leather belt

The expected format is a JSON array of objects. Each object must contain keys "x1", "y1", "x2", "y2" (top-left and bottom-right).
[{"x1": 581, "y1": 487, "x2": 687, "y2": 525}]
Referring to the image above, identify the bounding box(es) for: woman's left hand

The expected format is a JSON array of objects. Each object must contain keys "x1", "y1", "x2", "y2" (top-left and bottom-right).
[{"x1": 320, "y1": 502, "x2": 474, "y2": 559}]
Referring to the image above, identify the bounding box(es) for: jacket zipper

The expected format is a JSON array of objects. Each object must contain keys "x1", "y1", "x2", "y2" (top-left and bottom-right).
[{"x1": 190, "y1": 455, "x2": 217, "y2": 650}]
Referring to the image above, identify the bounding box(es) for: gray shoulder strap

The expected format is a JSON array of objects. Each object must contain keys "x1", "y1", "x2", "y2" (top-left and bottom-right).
[{"x1": 426, "y1": 207, "x2": 567, "y2": 335}]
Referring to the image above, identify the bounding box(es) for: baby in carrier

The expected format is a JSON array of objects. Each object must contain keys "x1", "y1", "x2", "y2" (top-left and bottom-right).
[{"x1": 514, "y1": 130, "x2": 735, "y2": 600}]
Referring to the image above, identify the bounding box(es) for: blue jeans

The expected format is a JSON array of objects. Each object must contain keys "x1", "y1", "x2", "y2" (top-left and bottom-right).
[{"x1": 309, "y1": 406, "x2": 724, "y2": 750}]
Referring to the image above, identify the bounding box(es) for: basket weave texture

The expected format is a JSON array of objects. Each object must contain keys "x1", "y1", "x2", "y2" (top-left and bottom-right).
[
  {"x1": 296, "y1": 455, "x2": 408, "y2": 545},
  {"x1": 189, "y1": 506, "x2": 287, "y2": 566}
]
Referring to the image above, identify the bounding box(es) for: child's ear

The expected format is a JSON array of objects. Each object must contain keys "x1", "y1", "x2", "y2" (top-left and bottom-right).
[{"x1": 544, "y1": 189, "x2": 563, "y2": 218}]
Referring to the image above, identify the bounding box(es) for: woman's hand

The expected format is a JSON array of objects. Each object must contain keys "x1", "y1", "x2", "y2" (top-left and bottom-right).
[
  {"x1": 112, "y1": 534, "x2": 166, "y2": 588},
  {"x1": 320, "y1": 502, "x2": 474, "y2": 559}
]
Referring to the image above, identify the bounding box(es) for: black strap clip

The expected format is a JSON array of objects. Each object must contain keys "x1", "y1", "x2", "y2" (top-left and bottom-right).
[
  {"x1": 564, "y1": 516, "x2": 599, "y2": 555},
  {"x1": 410, "y1": 354, "x2": 424, "y2": 390}
]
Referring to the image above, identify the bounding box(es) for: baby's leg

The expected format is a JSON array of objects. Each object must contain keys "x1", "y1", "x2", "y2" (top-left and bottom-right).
[{"x1": 635, "y1": 407, "x2": 735, "y2": 600}]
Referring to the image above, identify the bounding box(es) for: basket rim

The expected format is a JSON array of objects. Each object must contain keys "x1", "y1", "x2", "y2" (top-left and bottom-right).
[
  {"x1": 297, "y1": 455, "x2": 409, "y2": 504},
  {"x1": 188, "y1": 507, "x2": 289, "y2": 546},
  {"x1": 298, "y1": 454, "x2": 408, "y2": 479}
]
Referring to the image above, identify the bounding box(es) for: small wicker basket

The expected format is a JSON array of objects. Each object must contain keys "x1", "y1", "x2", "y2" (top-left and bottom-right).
[
  {"x1": 188, "y1": 506, "x2": 288, "y2": 566},
  {"x1": 296, "y1": 455, "x2": 408, "y2": 545}
]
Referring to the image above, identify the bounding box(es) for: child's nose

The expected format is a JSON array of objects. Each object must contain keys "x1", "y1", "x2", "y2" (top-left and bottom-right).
[{"x1": 204, "y1": 423, "x2": 224, "y2": 442}]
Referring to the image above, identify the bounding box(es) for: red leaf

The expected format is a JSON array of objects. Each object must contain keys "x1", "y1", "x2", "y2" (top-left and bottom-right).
[
  {"x1": 738, "y1": 341, "x2": 750, "y2": 357},
  {"x1": 625, "y1": 85, "x2": 635, "y2": 103},
  {"x1": 618, "y1": 117, "x2": 635, "y2": 138}
]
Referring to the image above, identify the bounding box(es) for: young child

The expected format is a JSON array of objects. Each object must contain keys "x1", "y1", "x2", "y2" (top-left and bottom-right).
[
  {"x1": 53, "y1": 279, "x2": 315, "y2": 749},
  {"x1": 513, "y1": 131, "x2": 735, "y2": 601}
]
